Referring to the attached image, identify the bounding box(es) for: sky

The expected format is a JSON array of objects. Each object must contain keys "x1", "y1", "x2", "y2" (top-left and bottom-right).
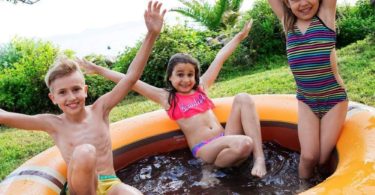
[{"x1": 0, "y1": 0, "x2": 358, "y2": 57}]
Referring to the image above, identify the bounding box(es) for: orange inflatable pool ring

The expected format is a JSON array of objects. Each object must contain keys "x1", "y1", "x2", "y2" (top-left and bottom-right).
[{"x1": 0, "y1": 95, "x2": 374, "y2": 194}]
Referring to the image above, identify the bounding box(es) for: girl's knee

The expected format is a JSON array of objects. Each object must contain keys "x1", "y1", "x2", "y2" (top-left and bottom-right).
[
  {"x1": 318, "y1": 152, "x2": 332, "y2": 165},
  {"x1": 234, "y1": 93, "x2": 254, "y2": 107},
  {"x1": 300, "y1": 152, "x2": 319, "y2": 165},
  {"x1": 196, "y1": 150, "x2": 214, "y2": 164},
  {"x1": 234, "y1": 137, "x2": 253, "y2": 158}
]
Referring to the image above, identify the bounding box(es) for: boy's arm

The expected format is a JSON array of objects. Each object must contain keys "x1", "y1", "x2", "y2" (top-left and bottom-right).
[
  {"x1": 268, "y1": 0, "x2": 284, "y2": 20},
  {"x1": 0, "y1": 109, "x2": 53, "y2": 132},
  {"x1": 93, "y1": 1, "x2": 166, "y2": 113},
  {"x1": 80, "y1": 61, "x2": 169, "y2": 108},
  {"x1": 200, "y1": 20, "x2": 253, "y2": 89}
]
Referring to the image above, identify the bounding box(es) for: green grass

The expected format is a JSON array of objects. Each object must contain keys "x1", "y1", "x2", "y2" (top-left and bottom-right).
[
  {"x1": 1, "y1": 35, "x2": 374, "y2": 181},
  {"x1": 109, "y1": 95, "x2": 161, "y2": 122},
  {"x1": 0, "y1": 130, "x2": 53, "y2": 179},
  {"x1": 337, "y1": 35, "x2": 375, "y2": 105}
]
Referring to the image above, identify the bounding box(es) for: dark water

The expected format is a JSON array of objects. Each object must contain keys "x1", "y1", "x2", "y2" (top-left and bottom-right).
[{"x1": 118, "y1": 142, "x2": 326, "y2": 194}]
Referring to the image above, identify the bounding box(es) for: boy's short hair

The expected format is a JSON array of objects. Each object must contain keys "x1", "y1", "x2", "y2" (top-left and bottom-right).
[{"x1": 45, "y1": 57, "x2": 84, "y2": 91}]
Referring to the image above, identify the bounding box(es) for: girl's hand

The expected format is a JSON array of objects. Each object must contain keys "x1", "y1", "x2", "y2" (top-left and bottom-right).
[
  {"x1": 144, "y1": 1, "x2": 167, "y2": 36},
  {"x1": 76, "y1": 58, "x2": 98, "y2": 75},
  {"x1": 237, "y1": 19, "x2": 253, "y2": 41}
]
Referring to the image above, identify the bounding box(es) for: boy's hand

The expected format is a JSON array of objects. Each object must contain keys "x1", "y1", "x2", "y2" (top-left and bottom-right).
[
  {"x1": 76, "y1": 58, "x2": 98, "y2": 75},
  {"x1": 237, "y1": 19, "x2": 253, "y2": 41},
  {"x1": 144, "y1": 1, "x2": 166, "y2": 35}
]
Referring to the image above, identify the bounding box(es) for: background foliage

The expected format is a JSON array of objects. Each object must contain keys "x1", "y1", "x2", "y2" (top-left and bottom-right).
[
  {"x1": 237, "y1": 0, "x2": 284, "y2": 59},
  {"x1": 0, "y1": 0, "x2": 373, "y2": 114},
  {"x1": 5, "y1": 0, "x2": 40, "y2": 4},
  {"x1": 171, "y1": 0, "x2": 244, "y2": 31},
  {"x1": 337, "y1": 0, "x2": 375, "y2": 47},
  {"x1": 0, "y1": 38, "x2": 59, "y2": 114},
  {"x1": 113, "y1": 25, "x2": 219, "y2": 88},
  {"x1": 0, "y1": 0, "x2": 374, "y2": 181},
  {"x1": 1, "y1": 33, "x2": 374, "y2": 181}
]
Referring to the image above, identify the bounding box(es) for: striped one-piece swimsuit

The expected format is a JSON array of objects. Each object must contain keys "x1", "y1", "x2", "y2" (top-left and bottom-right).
[{"x1": 286, "y1": 16, "x2": 347, "y2": 119}]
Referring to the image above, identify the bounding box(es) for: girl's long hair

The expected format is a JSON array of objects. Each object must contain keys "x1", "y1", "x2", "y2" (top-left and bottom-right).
[
  {"x1": 282, "y1": 0, "x2": 297, "y2": 33},
  {"x1": 165, "y1": 53, "x2": 200, "y2": 114}
]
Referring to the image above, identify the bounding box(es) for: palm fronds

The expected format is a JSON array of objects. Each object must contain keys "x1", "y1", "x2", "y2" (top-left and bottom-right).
[{"x1": 171, "y1": 0, "x2": 245, "y2": 31}]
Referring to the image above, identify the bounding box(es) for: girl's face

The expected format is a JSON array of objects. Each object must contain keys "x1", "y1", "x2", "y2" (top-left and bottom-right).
[
  {"x1": 168, "y1": 63, "x2": 196, "y2": 94},
  {"x1": 286, "y1": 0, "x2": 320, "y2": 21}
]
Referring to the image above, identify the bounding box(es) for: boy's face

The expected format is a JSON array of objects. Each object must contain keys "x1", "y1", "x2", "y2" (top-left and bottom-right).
[{"x1": 48, "y1": 71, "x2": 88, "y2": 115}]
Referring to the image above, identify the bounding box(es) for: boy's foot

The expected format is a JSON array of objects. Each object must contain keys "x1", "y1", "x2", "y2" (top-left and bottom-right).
[{"x1": 251, "y1": 157, "x2": 267, "y2": 178}]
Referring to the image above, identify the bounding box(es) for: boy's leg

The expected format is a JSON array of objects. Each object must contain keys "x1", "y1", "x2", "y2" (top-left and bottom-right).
[
  {"x1": 108, "y1": 183, "x2": 143, "y2": 195},
  {"x1": 297, "y1": 101, "x2": 320, "y2": 179},
  {"x1": 319, "y1": 101, "x2": 348, "y2": 164},
  {"x1": 197, "y1": 135, "x2": 253, "y2": 167},
  {"x1": 225, "y1": 93, "x2": 266, "y2": 177},
  {"x1": 67, "y1": 144, "x2": 97, "y2": 195}
]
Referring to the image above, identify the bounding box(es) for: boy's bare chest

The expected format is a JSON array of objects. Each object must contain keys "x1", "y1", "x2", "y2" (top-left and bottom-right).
[{"x1": 54, "y1": 113, "x2": 111, "y2": 159}]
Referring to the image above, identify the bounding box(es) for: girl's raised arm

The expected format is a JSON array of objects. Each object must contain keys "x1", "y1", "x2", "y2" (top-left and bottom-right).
[
  {"x1": 268, "y1": 0, "x2": 285, "y2": 20},
  {"x1": 79, "y1": 60, "x2": 169, "y2": 109},
  {"x1": 200, "y1": 20, "x2": 252, "y2": 89},
  {"x1": 319, "y1": 0, "x2": 337, "y2": 30},
  {"x1": 91, "y1": 1, "x2": 166, "y2": 114},
  {"x1": 320, "y1": 0, "x2": 337, "y2": 14},
  {"x1": 132, "y1": 80, "x2": 169, "y2": 108}
]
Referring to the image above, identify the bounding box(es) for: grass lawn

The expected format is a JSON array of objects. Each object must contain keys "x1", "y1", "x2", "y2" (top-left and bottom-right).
[{"x1": 0, "y1": 35, "x2": 374, "y2": 181}]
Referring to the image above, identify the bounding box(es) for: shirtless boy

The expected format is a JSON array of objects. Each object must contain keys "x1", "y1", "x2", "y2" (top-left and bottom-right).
[{"x1": 0, "y1": 1, "x2": 165, "y2": 194}]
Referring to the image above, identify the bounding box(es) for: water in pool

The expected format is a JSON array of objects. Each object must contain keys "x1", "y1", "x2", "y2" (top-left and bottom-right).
[{"x1": 117, "y1": 142, "x2": 327, "y2": 194}]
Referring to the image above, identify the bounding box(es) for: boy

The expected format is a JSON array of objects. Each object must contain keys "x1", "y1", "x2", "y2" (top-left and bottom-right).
[{"x1": 0, "y1": 1, "x2": 166, "y2": 194}]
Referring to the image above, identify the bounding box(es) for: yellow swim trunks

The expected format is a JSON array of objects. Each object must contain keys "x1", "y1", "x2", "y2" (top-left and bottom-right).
[
  {"x1": 96, "y1": 175, "x2": 122, "y2": 195},
  {"x1": 61, "y1": 175, "x2": 122, "y2": 195}
]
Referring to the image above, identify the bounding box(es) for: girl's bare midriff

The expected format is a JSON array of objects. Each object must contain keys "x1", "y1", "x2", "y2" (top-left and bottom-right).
[{"x1": 176, "y1": 109, "x2": 224, "y2": 149}]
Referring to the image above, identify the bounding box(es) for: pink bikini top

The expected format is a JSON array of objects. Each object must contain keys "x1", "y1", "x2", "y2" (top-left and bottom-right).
[{"x1": 167, "y1": 87, "x2": 215, "y2": 120}]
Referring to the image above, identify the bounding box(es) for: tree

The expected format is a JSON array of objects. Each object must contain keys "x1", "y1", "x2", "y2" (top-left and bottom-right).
[
  {"x1": 171, "y1": 0, "x2": 244, "y2": 31},
  {"x1": 5, "y1": 0, "x2": 40, "y2": 4}
]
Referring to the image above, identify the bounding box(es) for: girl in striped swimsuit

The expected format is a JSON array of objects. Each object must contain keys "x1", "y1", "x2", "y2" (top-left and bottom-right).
[{"x1": 268, "y1": 0, "x2": 348, "y2": 179}]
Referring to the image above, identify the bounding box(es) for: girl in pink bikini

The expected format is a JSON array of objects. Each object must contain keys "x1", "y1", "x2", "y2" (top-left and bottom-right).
[{"x1": 80, "y1": 19, "x2": 266, "y2": 178}]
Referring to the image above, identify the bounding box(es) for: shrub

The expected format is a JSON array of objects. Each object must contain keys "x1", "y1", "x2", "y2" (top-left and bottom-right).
[
  {"x1": 0, "y1": 40, "x2": 120, "y2": 113},
  {"x1": 0, "y1": 43, "x2": 22, "y2": 72},
  {"x1": 337, "y1": 0, "x2": 375, "y2": 48},
  {"x1": 0, "y1": 38, "x2": 59, "y2": 114},
  {"x1": 113, "y1": 25, "x2": 219, "y2": 88},
  {"x1": 240, "y1": 0, "x2": 285, "y2": 58}
]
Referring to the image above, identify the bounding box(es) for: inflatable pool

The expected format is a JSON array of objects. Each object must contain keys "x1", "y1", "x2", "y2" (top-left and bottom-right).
[{"x1": 0, "y1": 95, "x2": 374, "y2": 194}]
